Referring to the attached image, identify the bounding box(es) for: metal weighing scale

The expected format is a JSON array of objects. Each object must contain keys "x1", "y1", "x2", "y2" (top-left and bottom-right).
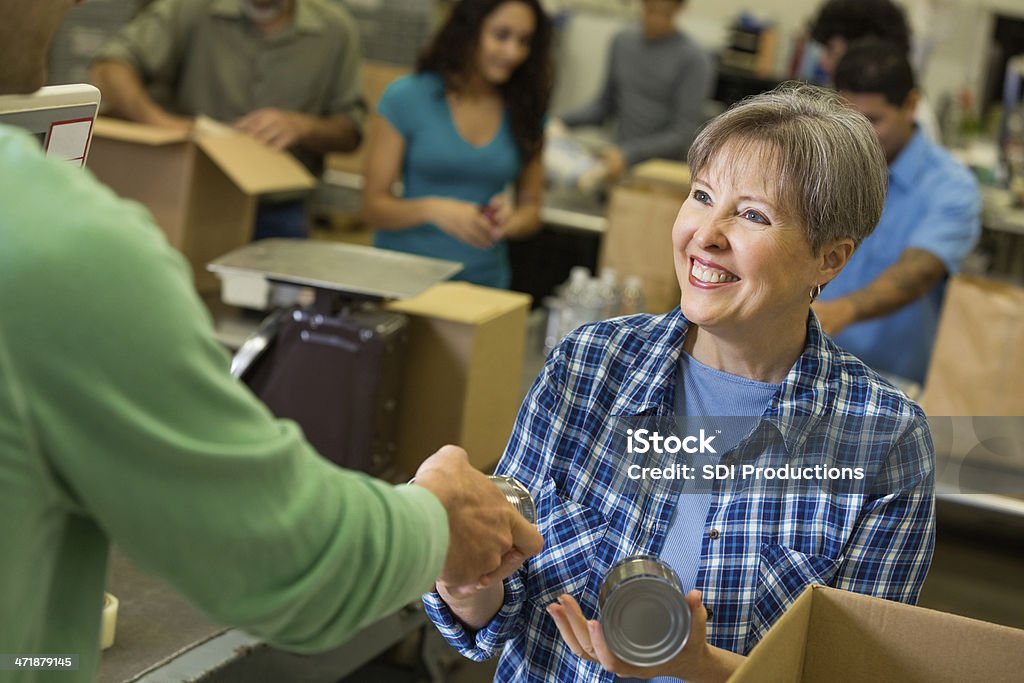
[
  {"x1": 208, "y1": 238, "x2": 463, "y2": 305},
  {"x1": 208, "y1": 239, "x2": 461, "y2": 477}
]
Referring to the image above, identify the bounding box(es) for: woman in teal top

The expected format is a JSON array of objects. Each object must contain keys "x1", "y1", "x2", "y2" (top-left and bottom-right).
[{"x1": 362, "y1": 0, "x2": 553, "y2": 288}]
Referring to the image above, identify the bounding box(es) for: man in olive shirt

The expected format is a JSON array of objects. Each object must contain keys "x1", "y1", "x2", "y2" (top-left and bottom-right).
[
  {"x1": 0, "y1": 2, "x2": 542, "y2": 682},
  {"x1": 90, "y1": 0, "x2": 366, "y2": 238}
]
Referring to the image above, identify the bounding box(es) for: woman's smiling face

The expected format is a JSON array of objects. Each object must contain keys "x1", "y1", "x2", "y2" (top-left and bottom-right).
[
  {"x1": 474, "y1": 1, "x2": 536, "y2": 85},
  {"x1": 672, "y1": 140, "x2": 825, "y2": 336}
]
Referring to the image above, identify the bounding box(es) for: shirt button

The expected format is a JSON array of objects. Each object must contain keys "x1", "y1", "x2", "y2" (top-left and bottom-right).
[
  {"x1": 705, "y1": 606, "x2": 714, "y2": 621},
  {"x1": 708, "y1": 528, "x2": 721, "y2": 540}
]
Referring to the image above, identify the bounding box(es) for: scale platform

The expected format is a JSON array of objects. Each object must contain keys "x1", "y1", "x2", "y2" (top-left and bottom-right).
[{"x1": 207, "y1": 239, "x2": 462, "y2": 307}]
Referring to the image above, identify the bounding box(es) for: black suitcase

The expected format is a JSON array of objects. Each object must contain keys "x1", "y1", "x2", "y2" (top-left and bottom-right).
[{"x1": 234, "y1": 306, "x2": 408, "y2": 477}]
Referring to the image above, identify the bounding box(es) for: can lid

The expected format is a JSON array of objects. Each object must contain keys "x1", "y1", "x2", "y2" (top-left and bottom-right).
[
  {"x1": 490, "y1": 475, "x2": 536, "y2": 524},
  {"x1": 601, "y1": 574, "x2": 690, "y2": 667}
]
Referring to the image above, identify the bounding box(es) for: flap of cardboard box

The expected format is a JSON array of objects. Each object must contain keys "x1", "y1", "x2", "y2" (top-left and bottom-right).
[
  {"x1": 730, "y1": 584, "x2": 1024, "y2": 682},
  {"x1": 629, "y1": 159, "x2": 691, "y2": 194},
  {"x1": 387, "y1": 282, "x2": 531, "y2": 324},
  {"x1": 92, "y1": 117, "x2": 190, "y2": 145},
  {"x1": 92, "y1": 117, "x2": 315, "y2": 194},
  {"x1": 193, "y1": 133, "x2": 316, "y2": 196}
]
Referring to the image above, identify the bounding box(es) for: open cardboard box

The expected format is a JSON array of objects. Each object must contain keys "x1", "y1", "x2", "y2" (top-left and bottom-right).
[
  {"x1": 628, "y1": 159, "x2": 692, "y2": 197},
  {"x1": 919, "y1": 274, "x2": 1024, "y2": 416},
  {"x1": 729, "y1": 584, "x2": 1024, "y2": 682},
  {"x1": 386, "y1": 282, "x2": 531, "y2": 476},
  {"x1": 599, "y1": 176, "x2": 687, "y2": 315},
  {"x1": 87, "y1": 117, "x2": 316, "y2": 292}
]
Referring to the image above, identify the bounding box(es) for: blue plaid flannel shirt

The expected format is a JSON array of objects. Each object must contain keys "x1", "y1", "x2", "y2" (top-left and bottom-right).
[{"x1": 424, "y1": 309, "x2": 935, "y2": 682}]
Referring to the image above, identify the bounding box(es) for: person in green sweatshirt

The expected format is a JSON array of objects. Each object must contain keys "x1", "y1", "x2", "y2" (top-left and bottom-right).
[{"x1": 0, "y1": 3, "x2": 543, "y2": 682}]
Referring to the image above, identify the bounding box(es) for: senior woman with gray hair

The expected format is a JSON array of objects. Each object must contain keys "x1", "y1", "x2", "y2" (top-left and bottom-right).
[{"x1": 423, "y1": 83, "x2": 935, "y2": 682}]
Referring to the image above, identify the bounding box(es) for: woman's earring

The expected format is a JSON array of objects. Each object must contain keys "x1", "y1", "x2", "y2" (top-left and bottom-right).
[{"x1": 810, "y1": 283, "x2": 823, "y2": 302}]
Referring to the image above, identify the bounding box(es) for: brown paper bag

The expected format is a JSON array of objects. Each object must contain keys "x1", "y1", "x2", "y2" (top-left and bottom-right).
[
  {"x1": 599, "y1": 184, "x2": 684, "y2": 314},
  {"x1": 919, "y1": 275, "x2": 1024, "y2": 416}
]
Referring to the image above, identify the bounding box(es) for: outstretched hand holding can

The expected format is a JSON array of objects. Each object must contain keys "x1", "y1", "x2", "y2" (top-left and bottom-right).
[
  {"x1": 413, "y1": 446, "x2": 543, "y2": 590},
  {"x1": 547, "y1": 590, "x2": 745, "y2": 681}
]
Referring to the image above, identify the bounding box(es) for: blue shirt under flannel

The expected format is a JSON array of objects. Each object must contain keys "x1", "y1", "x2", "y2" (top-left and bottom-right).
[{"x1": 424, "y1": 309, "x2": 936, "y2": 682}]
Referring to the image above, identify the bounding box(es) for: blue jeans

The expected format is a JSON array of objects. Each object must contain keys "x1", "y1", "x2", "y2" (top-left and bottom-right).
[{"x1": 253, "y1": 200, "x2": 308, "y2": 240}]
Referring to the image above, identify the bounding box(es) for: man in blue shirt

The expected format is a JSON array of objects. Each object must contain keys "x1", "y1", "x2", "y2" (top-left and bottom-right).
[
  {"x1": 814, "y1": 39, "x2": 981, "y2": 384},
  {"x1": 807, "y1": 0, "x2": 940, "y2": 140}
]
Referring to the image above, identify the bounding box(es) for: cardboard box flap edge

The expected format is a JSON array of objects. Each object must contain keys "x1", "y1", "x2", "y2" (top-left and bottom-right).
[
  {"x1": 193, "y1": 134, "x2": 316, "y2": 196},
  {"x1": 91, "y1": 117, "x2": 315, "y2": 194},
  {"x1": 728, "y1": 583, "x2": 814, "y2": 682},
  {"x1": 729, "y1": 584, "x2": 1024, "y2": 682},
  {"x1": 632, "y1": 159, "x2": 691, "y2": 185},
  {"x1": 387, "y1": 282, "x2": 531, "y2": 324},
  {"x1": 93, "y1": 116, "x2": 190, "y2": 145}
]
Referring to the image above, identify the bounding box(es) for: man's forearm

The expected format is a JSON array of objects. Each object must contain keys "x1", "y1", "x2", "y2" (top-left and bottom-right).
[
  {"x1": 295, "y1": 113, "x2": 361, "y2": 155},
  {"x1": 90, "y1": 60, "x2": 172, "y2": 125},
  {"x1": 839, "y1": 248, "x2": 947, "y2": 323}
]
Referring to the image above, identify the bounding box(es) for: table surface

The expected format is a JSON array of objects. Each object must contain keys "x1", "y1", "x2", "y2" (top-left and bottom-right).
[
  {"x1": 98, "y1": 549, "x2": 426, "y2": 683},
  {"x1": 322, "y1": 169, "x2": 608, "y2": 234},
  {"x1": 982, "y1": 187, "x2": 1024, "y2": 235}
]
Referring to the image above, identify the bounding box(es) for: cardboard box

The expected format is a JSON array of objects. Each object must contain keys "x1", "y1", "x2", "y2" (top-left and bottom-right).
[
  {"x1": 919, "y1": 275, "x2": 1024, "y2": 416},
  {"x1": 599, "y1": 183, "x2": 686, "y2": 314},
  {"x1": 87, "y1": 117, "x2": 316, "y2": 292},
  {"x1": 386, "y1": 282, "x2": 530, "y2": 475},
  {"x1": 729, "y1": 585, "x2": 1024, "y2": 682},
  {"x1": 629, "y1": 159, "x2": 692, "y2": 197}
]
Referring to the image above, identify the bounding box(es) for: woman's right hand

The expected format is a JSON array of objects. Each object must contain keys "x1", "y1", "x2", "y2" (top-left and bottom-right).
[
  {"x1": 435, "y1": 550, "x2": 528, "y2": 631},
  {"x1": 438, "y1": 546, "x2": 529, "y2": 601},
  {"x1": 428, "y1": 198, "x2": 501, "y2": 249}
]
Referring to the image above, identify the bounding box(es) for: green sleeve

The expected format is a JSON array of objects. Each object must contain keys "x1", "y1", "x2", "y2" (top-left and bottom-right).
[{"x1": 0, "y1": 130, "x2": 448, "y2": 651}]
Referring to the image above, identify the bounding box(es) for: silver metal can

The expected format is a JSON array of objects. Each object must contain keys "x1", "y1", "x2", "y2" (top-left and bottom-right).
[
  {"x1": 489, "y1": 475, "x2": 536, "y2": 524},
  {"x1": 598, "y1": 555, "x2": 691, "y2": 667}
]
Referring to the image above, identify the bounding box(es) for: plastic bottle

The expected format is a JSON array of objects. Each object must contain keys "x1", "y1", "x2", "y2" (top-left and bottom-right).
[
  {"x1": 620, "y1": 276, "x2": 646, "y2": 316},
  {"x1": 559, "y1": 266, "x2": 591, "y2": 298},
  {"x1": 542, "y1": 296, "x2": 564, "y2": 355},
  {"x1": 577, "y1": 278, "x2": 607, "y2": 326},
  {"x1": 557, "y1": 267, "x2": 592, "y2": 339},
  {"x1": 598, "y1": 268, "x2": 622, "y2": 318}
]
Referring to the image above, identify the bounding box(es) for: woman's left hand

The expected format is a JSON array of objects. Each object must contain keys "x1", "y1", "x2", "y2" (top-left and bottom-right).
[
  {"x1": 481, "y1": 193, "x2": 513, "y2": 238},
  {"x1": 547, "y1": 591, "x2": 712, "y2": 680}
]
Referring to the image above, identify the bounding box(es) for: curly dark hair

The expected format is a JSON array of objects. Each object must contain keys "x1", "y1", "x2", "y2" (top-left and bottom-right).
[
  {"x1": 809, "y1": 0, "x2": 911, "y2": 53},
  {"x1": 417, "y1": 0, "x2": 553, "y2": 163}
]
